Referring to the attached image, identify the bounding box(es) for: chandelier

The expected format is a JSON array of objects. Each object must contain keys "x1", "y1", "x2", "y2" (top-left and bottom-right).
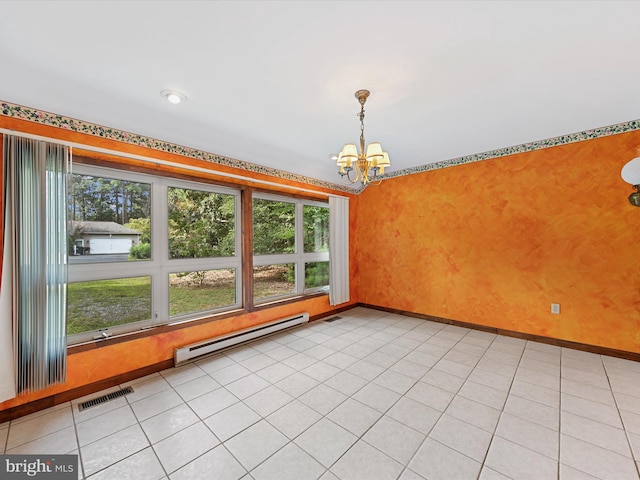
[{"x1": 336, "y1": 89, "x2": 390, "y2": 186}]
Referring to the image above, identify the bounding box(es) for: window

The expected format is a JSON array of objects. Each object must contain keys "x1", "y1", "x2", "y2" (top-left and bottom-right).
[
  {"x1": 68, "y1": 173, "x2": 151, "y2": 262},
  {"x1": 67, "y1": 164, "x2": 241, "y2": 343},
  {"x1": 66, "y1": 162, "x2": 332, "y2": 344},
  {"x1": 252, "y1": 194, "x2": 329, "y2": 303}
]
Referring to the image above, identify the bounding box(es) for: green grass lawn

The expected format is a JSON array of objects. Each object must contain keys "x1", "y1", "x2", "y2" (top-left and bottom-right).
[
  {"x1": 67, "y1": 277, "x2": 152, "y2": 335},
  {"x1": 67, "y1": 265, "x2": 327, "y2": 336},
  {"x1": 169, "y1": 283, "x2": 235, "y2": 317},
  {"x1": 67, "y1": 276, "x2": 237, "y2": 335}
]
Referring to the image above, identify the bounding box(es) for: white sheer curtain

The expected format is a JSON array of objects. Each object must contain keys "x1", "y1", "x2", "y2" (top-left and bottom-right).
[
  {"x1": 1, "y1": 135, "x2": 69, "y2": 399},
  {"x1": 0, "y1": 197, "x2": 16, "y2": 402},
  {"x1": 328, "y1": 195, "x2": 350, "y2": 305}
]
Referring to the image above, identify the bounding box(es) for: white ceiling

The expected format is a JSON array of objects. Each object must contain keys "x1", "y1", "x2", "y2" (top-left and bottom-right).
[{"x1": 2, "y1": 1, "x2": 640, "y2": 187}]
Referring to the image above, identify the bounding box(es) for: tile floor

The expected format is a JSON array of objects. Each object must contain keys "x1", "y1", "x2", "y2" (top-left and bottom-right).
[{"x1": 2, "y1": 307, "x2": 640, "y2": 479}]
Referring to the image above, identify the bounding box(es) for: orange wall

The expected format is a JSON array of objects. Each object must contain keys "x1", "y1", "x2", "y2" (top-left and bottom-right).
[
  {"x1": 0, "y1": 297, "x2": 339, "y2": 410},
  {"x1": 355, "y1": 130, "x2": 640, "y2": 353},
  {"x1": 0, "y1": 115, "x2": 358, "y2": 412}
]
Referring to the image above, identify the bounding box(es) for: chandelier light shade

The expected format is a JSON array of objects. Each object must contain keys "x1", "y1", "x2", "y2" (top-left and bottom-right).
[
  {"x1": 336, "y1": 89, "x2": 390, "y2": 186},
  {"x1": 621, "y1": 155, "x2": 640, "y2": 207}
]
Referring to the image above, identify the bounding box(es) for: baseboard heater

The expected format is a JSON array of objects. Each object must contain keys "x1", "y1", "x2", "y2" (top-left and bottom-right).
[{"x1": 174, "y1": 312, "x2": 309, "y2": 366}]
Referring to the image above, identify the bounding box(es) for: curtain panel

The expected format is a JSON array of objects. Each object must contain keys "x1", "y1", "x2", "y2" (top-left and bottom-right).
[
  {"x1": 328, "y1": 196, "x2": 350, "y2": 306},
  {"x1": 0, "y1": 135, "x2": 69, "y2": 400}
]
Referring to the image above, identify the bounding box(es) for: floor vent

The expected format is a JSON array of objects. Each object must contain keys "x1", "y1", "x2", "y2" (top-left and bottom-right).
[
  {"x1": 78, "y1": 386, "x2": 134, "y2": 411},
  {"x1": 324, "y1": 316, "x2": 342, "y2": 322}
]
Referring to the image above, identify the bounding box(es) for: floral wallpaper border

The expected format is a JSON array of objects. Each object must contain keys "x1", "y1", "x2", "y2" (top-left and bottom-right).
[
  {"x1": 2, "y1": 101, "x2": 640, "y2": 193},
  {"x1": 0, "y1": 101, "x2": 356, "y2": 194},
  {"x1": 382, "y1": 119, "x2": 640, "y2": 182}
]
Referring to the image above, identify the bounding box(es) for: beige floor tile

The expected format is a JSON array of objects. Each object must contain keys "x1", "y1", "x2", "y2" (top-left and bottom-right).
[
  {"x1": 208, "y1": 363, "x2": 252, "y2": 386},
  {"x1": 173, "y1": 374, "x2": 221, "y2": 402},
  {"x1": 204, "y1": 401, "x2": 261, "y2": 442},
  {"x1": 295, "y1": 418, "x2": 357, "y2": 468},
  {"x1": 7, "y1": 405, "x2": 74, "y2": 450},
  {"x1": 561, "y1": 378, "x2": 615, "y2": 406},
  {"x1": 558, "y1": 463, "x2": 600, "y2": 479},
  {"x1": 6, "y1": 426, "x2": 77, "y2": 455},
  {"x1": 504, "y1": 394, "x2": 558, "y2": 430},
  {"x1": 446, "y1": 396, "x2": 501, "y2": 433},
  {"x1": 251, "y1": 443, "x2": 325, "y2": 480},
  {"x1": 77, "y1": 404, "x2": 137, "y2": 446},
  {"x1": 352, "y1": 383, "x2": 401, "y2": 413},
  {"x1": 458, "y1": 380, "x2": 508, "y2": 410},
  {"x1": 87, "y1": 447, "x2": 165, "y2": 480},
  {"x1": 169, "y1": 444, "x2": 246, "y2": 480},
  {"x1": 130, "y1": 389, "x2": 185, "y2": 422},
  {"x1": 141, "y1": 403, "x2": 199, "y2": 444},
  {"x1": 561, "y1": 411, "x2": 631, "y2": 457},
  {"x1": 495, "y1": 412, "x2": 558, "y2": 459},
  {"x1": 153, "y1": 422, "x2": 219, "y2": 474},
  {"x1": 386, "y1": 397, "x2": 441, "y2": 435},
  {"x1": 478, "y1": 466, "x2": 512, "y2": 479},
  {"x1": 485, "y1": 436, "x2": 557, "y2": 480},
  {"x1": 224, "y1": 420, "x2": 288, "y2": 471},
  {"x1": 429, "y1": 414, "x2": 492, "y2": 462},
  {"x1": 560, "y1": 434, "x2": 639, "y2": 480},
  {"x1": 467, "y1": 368, "x2": 514, "y2": 392},
  {"x1": 331, "y1": 441, "x2": 403, "y2": 480},
  {"x1": 244, "y1": 385, "x2": 294, "y2": 417},
  {"x1": 420, "y1": 368, "x2": 465, "y2": 393},
  {"x1": 225, "y1": 373, "x2": 270, "y2": 400},
  {"x1": 160, "y1": 364, "x2": 206, "y2": 387},
  {"x1": 81, "y1": 424, "x2": 149, "y2": 476},
  {"x1": 122, "y1": 376, "x2": 172, "y2": 404},
  {"x1": 409, "y1": 438, "x2": 481, "y2": 480},
  {"x1": 324, "y1": 371, "x2": 369, "y2": 397},
  {"x1": 327, "y1": 398, "x2": 382, "y2": 437},
  {"x1": 266, "y1": 400, "x2": 322, "y2": 439},
  {"x1": 187, "y1": 387, "x2": 238, "y2": 420},
  {"x1": 238, "y1": 353, "x2": 278, "y2": 372},
  {"x1": 256, "y1": 362, "x2": 297, "y2": 384},
  {"x1": 561, "y1": 393, "x2": 622, "y2": 428},
  {"x1": 363, "y1": 416, "x2": 425, "y2": 464},
  {"x1": 621, "y1": 409, "x2": 640, "y2": 435},
  {"x1": 405, "y1": 381, "x2": 454, "y2": 411}
]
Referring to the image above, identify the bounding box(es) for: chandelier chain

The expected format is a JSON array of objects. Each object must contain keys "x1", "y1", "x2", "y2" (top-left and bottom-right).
[{"x1": 359, "y1": 106, "x2": 366, "y2": 153}]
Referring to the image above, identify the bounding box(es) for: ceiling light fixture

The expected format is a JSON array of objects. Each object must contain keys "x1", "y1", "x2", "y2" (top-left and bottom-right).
[
  {"x1": 621, "y1": 153, "x2": 640, "y2": 206},
  {"x1": 161, "y1": 89, "x2": 187, "y2": 104},
  {"x1": 336, "y1": 89, "x2": 390, "y2": 186}
]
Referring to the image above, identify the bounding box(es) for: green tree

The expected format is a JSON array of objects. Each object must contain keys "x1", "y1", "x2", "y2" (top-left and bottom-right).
[
  {"x1": 129, "y1": 242, "x2": 151, "y2": 260},
  {"x1": 252, "y1": 199, "x2": 295, "y2": 254},
  {"x1": 124, "y1": 218, "x2": 151, "y2": 244},
  {"x1": 303, "y1": 205, "x2": 329, "y2": 253},
  {"x1": 167, "y1": 187, "x2": 235, "y2": 259}
]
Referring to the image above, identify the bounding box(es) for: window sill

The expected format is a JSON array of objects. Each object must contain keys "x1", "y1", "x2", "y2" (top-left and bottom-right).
[
  {"x1": 67, "y1": 308, "x2": 247, "y2": 355},
  {"x1": 67, "y1": 291, "x2": 329, "y2": 355}
]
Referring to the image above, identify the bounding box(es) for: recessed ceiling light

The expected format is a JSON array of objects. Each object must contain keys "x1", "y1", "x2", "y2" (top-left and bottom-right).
[{"x1": 161, "y1": 90, "x2": 187, "y2": 104}]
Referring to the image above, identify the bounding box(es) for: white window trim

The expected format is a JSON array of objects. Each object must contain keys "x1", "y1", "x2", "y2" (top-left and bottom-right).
[
  {"x1": 67, "y1": 164, "x2": 242, "y2": 344},
  {"x1": 252, "y1": 193, "x2": 329, "y2": 303}
]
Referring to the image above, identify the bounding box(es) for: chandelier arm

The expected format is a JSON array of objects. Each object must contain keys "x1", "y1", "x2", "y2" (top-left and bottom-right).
[{"x1": 342, "y1": 166, "x2": 359, "y2": 185}]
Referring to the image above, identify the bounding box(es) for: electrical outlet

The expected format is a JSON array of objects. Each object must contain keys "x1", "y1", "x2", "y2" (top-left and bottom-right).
[{"x1": 551, "y1": 303, "x2": 560, "y2": 314}]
